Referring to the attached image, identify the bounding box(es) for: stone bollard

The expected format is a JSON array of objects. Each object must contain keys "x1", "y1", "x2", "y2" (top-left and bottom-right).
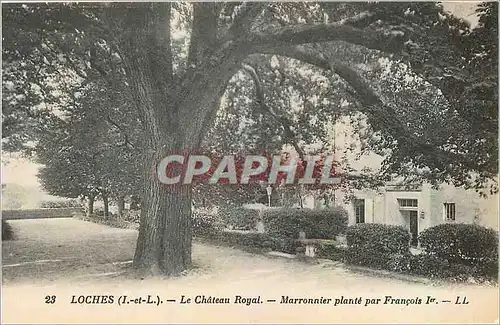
[
  {"x1": 299, "y1": 231, "x2": 316, "y2": 258},
  {"x1": 297, "y1": 231, "x2": 316, "y2": 259},
  {"x1": 305, "y1": 244, "x2": 316, "y2": 258}
]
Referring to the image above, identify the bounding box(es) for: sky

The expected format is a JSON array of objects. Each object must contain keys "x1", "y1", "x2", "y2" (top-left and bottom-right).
[
  {"x1": 442, "y1": 1, "x2": 481, "y2": 28},
  {"x1": 1, "y1": 2, "x2": 484, "y2": 199}
]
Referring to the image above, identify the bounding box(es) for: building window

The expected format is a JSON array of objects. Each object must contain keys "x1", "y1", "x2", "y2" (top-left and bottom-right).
[
  {"x1": 398, "y1": 198, "x2": 418, "y2": 208},
  {"x1": 444, "y1": 203, "x2": 456, "y2": 221},
  {"x1": 354, "y1": 199, "x2": 365, "y2": 223}
]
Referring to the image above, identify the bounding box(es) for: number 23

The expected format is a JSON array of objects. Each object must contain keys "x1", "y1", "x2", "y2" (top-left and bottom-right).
[{"x1": 45, "y1": 295, "x2": 56, "y2": 304}]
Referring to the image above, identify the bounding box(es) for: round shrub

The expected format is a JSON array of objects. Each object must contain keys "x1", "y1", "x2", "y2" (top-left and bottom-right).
[
  {"x1": 387, "y1": 253, "x2": 412, "y2": 273},
  {"x1": 419, "y1": 223, "x2": 498, "y2": 265},
  {"x1": 262, "y1": 207, "x2": 348, "y2": 239},
  {"x1": 409, "y1": 254, "x2": 451, "y2": 278},
  {"x1": 345, "y1": 223, "x2": 411, "y2": 269},
  {"x1": 408, "y1": 254, "x2": 481, "y2": 280},
  {"x1": 474, "y1": 259, "x2": 499, "y2": 279},
  {"x1": 2, "y1": 220, "x2": 14, "y2": 241}
]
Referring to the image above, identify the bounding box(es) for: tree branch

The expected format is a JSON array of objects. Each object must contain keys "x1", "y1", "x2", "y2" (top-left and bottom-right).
[
  {"x1": 105, "y1": 115, "x2": 139, "y2": 151},
  {"x1": 245, "y1": 21, "x2": 405, "y2": 54},
  {"x1": 151, "y1": 2, "x2": 173, "y2": 83},
  {"x1": 226, "y1": 3, "x2": 266, "y2": 38},
  {"x1": 241, "y1": 63, "x2": 306, "y2": 159},
  {"x1": 187, "y1": 3, "x2": 218, "y2": 71},
  {"x1": 336, "y1": 11, "x2": 377, "y2": 27},
  {"x1": 250, "y1": 46, "x2": 485, "y2": 174}
]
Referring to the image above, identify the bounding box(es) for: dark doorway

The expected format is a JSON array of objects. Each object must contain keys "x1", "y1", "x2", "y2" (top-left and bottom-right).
[
  {"x1": 354, "y1": 199, "x2": 365, "y2": 223},
  {"x1": 409, "y1": 210, "x2": 418, "y2": 246}
]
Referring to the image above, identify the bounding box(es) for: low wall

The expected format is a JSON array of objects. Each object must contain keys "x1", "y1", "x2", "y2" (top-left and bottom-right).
[{"x1": 2, "y1": 208, "x2": 84, "y2": 220}]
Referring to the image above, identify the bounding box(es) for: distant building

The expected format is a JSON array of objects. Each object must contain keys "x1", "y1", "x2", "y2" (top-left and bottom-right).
[{"x1": 307, "y1": 183, "x2": 498, "y2": 246}]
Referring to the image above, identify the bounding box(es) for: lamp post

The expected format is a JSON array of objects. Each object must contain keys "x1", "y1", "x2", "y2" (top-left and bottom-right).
[{"x1": 266, "y1": 185, "x2": 272, "y2": 207}]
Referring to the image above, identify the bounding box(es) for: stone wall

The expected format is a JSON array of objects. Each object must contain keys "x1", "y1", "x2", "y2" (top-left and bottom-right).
[{"x1": 2, "y1": 208, "x2": 84, "y2": 220}]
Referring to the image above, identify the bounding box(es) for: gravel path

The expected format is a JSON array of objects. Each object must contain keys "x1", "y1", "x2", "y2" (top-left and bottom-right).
[{"x1": 2, "y1": 218, "x2": 498, "y2": 323}]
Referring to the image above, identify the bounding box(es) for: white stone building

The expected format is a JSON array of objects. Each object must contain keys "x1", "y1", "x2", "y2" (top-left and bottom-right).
[
  {"x1": 301, "y1": 115, "x2": 499, "y2": 245},
  {"x1": 306, "y1": 183, "x2": 498, "y2": 246}
]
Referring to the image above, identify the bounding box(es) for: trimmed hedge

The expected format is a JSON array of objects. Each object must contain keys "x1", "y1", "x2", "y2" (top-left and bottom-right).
[
  {"x1": 218, "y1": 206, "x2": 260, "y2": 231},
  {"x1": 408, "y1": 254, "x2": 474, "y2": 279},
  {"x1": 192, "y1": 210, "x2": 223, "y2": 236},
  {"x1": 345, "y1": 223, "x2": 411, "y2": 269},
  {"x1": 316, "y1": 241, "x2": 346, "y2": 261},
  {"x1": 210, "y1": 231, "x2": 276, "y2": 251},
  {"x1": 418, "y1": 223, "x2": 498, "y2": 279},
  {"x1": 262, "y1": 207, "x2": 348, "y2": 239},
  {"x1": 41, "y1": 199, "x2": 81, "y2": 208},
  {"x1": 2, "y1": 220, "x2": 14, "y2": 241},
  {"x1": 201, "y1": 230, "x2": 299, "y2": 254},
  {"x1": 75, "y1": 214, "x2": 139, "y2": 230},
  {"x1": 419, "y1": 223, "x2": 498, "y2": 264},
  {"x1": 386, "y1": 253, "x2": 412, "y2": 273}
]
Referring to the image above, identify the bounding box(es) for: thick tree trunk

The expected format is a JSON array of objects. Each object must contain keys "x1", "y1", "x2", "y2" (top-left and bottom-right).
[
  {"x1": 87, "y1": 195, "x2": 95, "y2": 217},
  {"x1": 102, "y1": 194, "x2": 109, "y2": 219},
  {"x1": 123, "y1": 66, "x2": 238, "y2": 275},
  {"x1": 133, "y1": 148, "x2": 192, "y2": 276},
  {"x1": 116, "y1": 4, "x2": 245, "y2": 276},
  {"x1": 117, "y1": 195, "x2": 126, "y2": 218}
]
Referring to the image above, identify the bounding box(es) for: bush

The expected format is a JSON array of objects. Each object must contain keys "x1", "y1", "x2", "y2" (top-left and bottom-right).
[
  {"x1": 386, "y1": 253, "x2": 412, "y2": 273},
  {"x1": 345, "y1": 223, "x2": 411, "y2": 269},
  {"x1": 92, "y1": 208, "x2": 116, "y2": 218},
  {"x1": 197, "y1": 228, "x2": 300, "y2": 254},
  {"x1": 387, "y1": 253, "x2": 479, "y2": 277},
  {"x1": 272, "y1": 236, "x2": 302, "y2": 254},
  {"x1": 262, "y1": 207, "x2": 348, "y2": 239},
  {"x1": 419, "y1": 223, "x2": 498, "y2": 265},
  {"x1": 474, "y1": 259, "x2": 499, "y2": 279},
  {"x1": 213, "y1": 231, "x2": 275, "y2": 250},
  {"x1": 215, "y1": 231, "x2": 300, "y2": 254},
  {"x1": 40, "y1": 199, "x2": 81, "y2": 208},
  {"x1": 122, "y1": 209, "x2": 141, "y2": 223},
  {"x1": 192, "y1": 209, "x2": 223, "y2": 236},
  {"x1": 78, "y1": 214, "x2": 139, "y2": 230},
  {"x1": 408, "y1": 254, "x2": 479, "y2": 279},
  {"x1": 218, "y1": 206, "x2": 260, "y2": 230},
  {"x1": 316, "y1": 241, "x2": 346, "y2": 261},
  {"x1": 2, "y1": 220, "x2": 14, "y2": 241}
]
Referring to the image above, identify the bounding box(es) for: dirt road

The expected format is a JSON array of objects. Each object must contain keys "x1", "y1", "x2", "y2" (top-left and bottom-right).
[{"x1": 2, "y1": 218, "x2": 498, "y2": 323}]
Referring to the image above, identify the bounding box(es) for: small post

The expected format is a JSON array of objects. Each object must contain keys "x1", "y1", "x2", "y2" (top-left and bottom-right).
[
  {"x1": 266, "y1": 185, "x2": 272, "y2": 207},
  {"x1": 256, "y1": 209, "x2": 265, "y2": 233}
]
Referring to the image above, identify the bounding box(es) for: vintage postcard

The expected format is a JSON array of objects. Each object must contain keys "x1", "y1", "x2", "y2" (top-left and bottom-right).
[{"x1": 1, "y1": 1, "x2": 499, "y2": 324}]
